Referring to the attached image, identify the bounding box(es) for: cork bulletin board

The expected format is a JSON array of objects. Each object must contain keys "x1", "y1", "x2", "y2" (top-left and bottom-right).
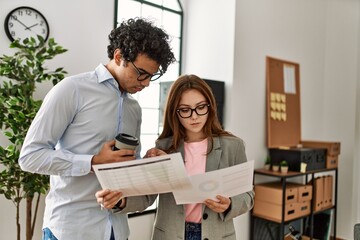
[{"x1": 266, "y1": 56, "x2": 301, "y2": 148}]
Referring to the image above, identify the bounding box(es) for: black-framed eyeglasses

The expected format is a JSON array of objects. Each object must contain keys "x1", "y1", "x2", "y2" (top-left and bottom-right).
[
  {"x1": 130, "y1": 61, "x2": 163, "y2": 81},
  {"x1": 176, "y1": 104, "x2": 210, "y2": 118}
]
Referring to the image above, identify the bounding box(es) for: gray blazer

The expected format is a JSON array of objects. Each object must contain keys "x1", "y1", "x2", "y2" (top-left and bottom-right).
[{"x1": 122, "y1": 136, "x2": 254, "y2": 240}]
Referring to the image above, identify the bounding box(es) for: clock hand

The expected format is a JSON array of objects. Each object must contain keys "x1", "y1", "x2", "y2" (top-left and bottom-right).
[
  {"x1": 15, "y1": 18, "x2": 30, "y2": 30},
  {"x1": 25, "y1": 23, "x2": 39, "y2": 30}
]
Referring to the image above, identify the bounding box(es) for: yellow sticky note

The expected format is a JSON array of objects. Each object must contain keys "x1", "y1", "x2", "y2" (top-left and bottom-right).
[
  {"x1": 271, "y1": 102, "x2": 276, "y2": 110},
  {"x1": 281, "y1": 94, "x2": 286, "y2": 103},
  {"x1": 300, "y1": 163, "x2": 307, "y2": 173},
  {"x1": 276, "y1": 93, "x2": 281, "y2": 102},
  {"x1": 271, "y1": 111, "x2": 277, "y2": 120},
  {"x1": 271, "y1": 92, "x2": 276, "y2": 102}
]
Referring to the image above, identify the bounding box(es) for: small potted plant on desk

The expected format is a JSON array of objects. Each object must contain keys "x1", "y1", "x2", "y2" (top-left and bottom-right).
[
  {"x1": 264, "y1": 156, "x2": 271, "y2": 170},
  {"x1": 280, "y1": 160, "x2": 289, "y2": 173},
  {"x1": 272, "y1": 161, "x2": 279, "y2": 172}
]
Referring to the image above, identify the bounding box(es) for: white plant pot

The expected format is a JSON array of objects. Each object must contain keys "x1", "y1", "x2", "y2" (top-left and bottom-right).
[
  {"x1": 264, "y1": 164, "x2": 270, "y2": 170},
  {"x1": 281, "y1": 166, "x2": 289, "y2": 173},
  {"x1": 272, "y1": 165, "x2": 279, "y2": 172}
]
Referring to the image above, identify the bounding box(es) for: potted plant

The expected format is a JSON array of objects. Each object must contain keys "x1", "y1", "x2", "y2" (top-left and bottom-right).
[
  {"x1": 264, "y1": 156, "x2": 271, "y2": 170},
  {"x1": 0, "y1": 36, "x2": 67, "y2": 240},
  {"x1": 280, "y1": 160, "x2": 289, "y2": 173},
  {"x1": 272, "y1": 163, "x2": 280, "y2": 172}
]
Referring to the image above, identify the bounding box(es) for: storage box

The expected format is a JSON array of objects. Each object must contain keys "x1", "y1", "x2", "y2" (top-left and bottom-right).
[
  {"x1": 296, "y1": 200, "x2": 311, "y2": 217},
  {"x1": 285, "y1": 234, "x2": 320, "y2": 240},
  {"x1": 269, "y1": 148, "x2": 326, "y2": 172},
  {"x1": 254, "y1": 182, "x2": 298, "y2": 205},
  {"x1": 301, "y1": 236, "x2": 319, "y2": 240},
  {"x1": 326, "y1": 155, "x2": 338, "y2": 169},
  {"x1": 323, "y1": 175, "x2": 333, "y2": 208},
  {"x1": 301, "y1": 140, "x2": 341, "y2": 156},
  {"x1": 253, "y1": 200, "x2": 298, "y2": 222},
  {"x1": 312, "y1": 177, "x2": 324, "y2": 212},
  {"x1": 287, "y1": 183, "x2": 313, "y2": 202}
]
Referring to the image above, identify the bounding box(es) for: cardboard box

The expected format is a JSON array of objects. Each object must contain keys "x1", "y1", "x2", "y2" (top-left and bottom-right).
[
  {"x1": 323, "y1": 175, "x2": 333, "y2": 208},
  {"x1": 269, "y1": 148, "x2": 326, "y2": 172},
  {"x1": 296, "y1": 200, "x2": 311, "y2": 217},
  {"x1": 255, "y1": 182, "x2": 298, "y2": 205},
  {"x1": 301, "y1": 140, "x2": 341, "y2": 156},
  {"x1": 287, "y1": 183, "x2": 313, "y2": 202},
  {"x1": 301, "y1": 236, "x2": 319, "y2": 240},
  {"x1": 285, "y1": 235, "x2": 319, "y2": 240},
  {"x1": 326, "y1": 155, "x2": 338, "y2": 169},
  {"x1": 253, "y1": 200, "x2": 298, "y2": 222},
  {"x1": 312, "y1": 177, "x2": 324, "y2": 212}
]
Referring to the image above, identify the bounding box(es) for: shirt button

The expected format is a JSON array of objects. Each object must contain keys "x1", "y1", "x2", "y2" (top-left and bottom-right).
[{"x1": 203, "y1": 213, "x2": 208, "y2": 220}]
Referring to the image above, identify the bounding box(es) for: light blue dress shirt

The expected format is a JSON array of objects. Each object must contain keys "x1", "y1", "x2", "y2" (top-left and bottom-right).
[{"x1": 19, "y1": 64, "x2": 142, "y2": 240}]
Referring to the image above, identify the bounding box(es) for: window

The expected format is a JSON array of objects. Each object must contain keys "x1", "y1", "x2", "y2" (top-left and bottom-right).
[
  {"x1": 114, "y1": 0, "x2": 183, "y2": 213},
  {"x1": 115, "y1": 0, "x2": 183, "y2": 157}
]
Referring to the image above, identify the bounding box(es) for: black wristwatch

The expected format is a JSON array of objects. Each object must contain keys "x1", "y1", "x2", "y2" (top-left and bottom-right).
[{"x1": 112, "y1": 199, "x2": 123, "y2": 210}]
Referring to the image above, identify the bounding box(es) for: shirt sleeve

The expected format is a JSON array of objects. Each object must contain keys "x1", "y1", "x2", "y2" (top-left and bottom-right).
[{"x1": 19, "y1": 78, "x2": 92, "y2": 176}]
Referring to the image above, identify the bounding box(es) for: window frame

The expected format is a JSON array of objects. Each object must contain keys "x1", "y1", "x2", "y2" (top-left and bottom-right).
[
  {"x1": 113, "y1": 0, "x2": 183, "y2": 75},
  {"x1": 113, "y1": 0, "x2": 183, "y2": 216}
]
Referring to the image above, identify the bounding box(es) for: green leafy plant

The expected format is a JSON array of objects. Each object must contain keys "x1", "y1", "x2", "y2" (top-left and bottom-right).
[
  {"x1": 265, "y1": 156, "x2": 271, "y2": 165},
  {"x1": 0, "y1": 36, "x2": 67, "y2": 240},
  {"x1": 264, "y1": 156, "x2": 271, "y2": 170},
  {"x1": 280, "y1": 160, "x2": 288, "y2": 167}
]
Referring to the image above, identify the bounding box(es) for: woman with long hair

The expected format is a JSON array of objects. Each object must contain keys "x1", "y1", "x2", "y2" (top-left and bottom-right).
[{"x1": 96, "y1": 74, "x2": 254, "y2": 240}]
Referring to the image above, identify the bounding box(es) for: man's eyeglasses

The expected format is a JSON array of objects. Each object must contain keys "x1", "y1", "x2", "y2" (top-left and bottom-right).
[
  {"x1": 130, "y1": 61, "x2": 163, "y2": 81},
  {"x1": 176, "y1": 104, "x2": 210, "y2": 118}
]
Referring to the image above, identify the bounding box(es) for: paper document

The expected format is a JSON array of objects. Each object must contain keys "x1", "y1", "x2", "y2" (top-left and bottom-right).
[
  {"x1": 173, "y1": 160, "x2": 254, "y2": 204},
  {"x1": 93, "y1": 152, "x2": 191, "y2": 197}
]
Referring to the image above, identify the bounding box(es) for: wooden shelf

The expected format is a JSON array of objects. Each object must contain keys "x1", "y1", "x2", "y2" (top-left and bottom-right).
[{"x1": 250, "y1": 167, "x2": 338, "y2": 240}]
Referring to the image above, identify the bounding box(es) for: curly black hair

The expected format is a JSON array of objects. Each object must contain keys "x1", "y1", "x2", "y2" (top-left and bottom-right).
[{"x1": 107, "y1": 18, "x2": 176, "y2": 72}]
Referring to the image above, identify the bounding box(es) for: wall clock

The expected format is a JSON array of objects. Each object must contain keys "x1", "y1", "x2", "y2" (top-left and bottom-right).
[{"x1": 4, "y1": 6, "x2": 50, "y2": 45}]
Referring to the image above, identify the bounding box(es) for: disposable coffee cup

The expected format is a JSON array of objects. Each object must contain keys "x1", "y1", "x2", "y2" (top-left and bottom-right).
[{"x1": 114, "y1": 133, "x2": 139, "y2": 150}]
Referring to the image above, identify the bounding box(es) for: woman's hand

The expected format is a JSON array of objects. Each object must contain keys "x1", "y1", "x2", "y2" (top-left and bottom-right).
[
  {"x1": 143, "y1": 148, "x2": 167, "y2": 158},
  {"x1": 95, "y1": 189, "x2": 124, "y2": 209},
  {"x1": 204, "y1": 195, "x2": 231, "y2": 213}
]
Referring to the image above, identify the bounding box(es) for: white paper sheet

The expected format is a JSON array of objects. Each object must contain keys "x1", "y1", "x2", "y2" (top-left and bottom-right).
[
  {"x1": 93, "y1": 152, "x2": 192, "y2": 197},
  {"x1": 284, "y1": 64, "x2": 296, "y2": 94},
  {"x1": 172, "y1": 160, "x2": 254, "y2": 204}
]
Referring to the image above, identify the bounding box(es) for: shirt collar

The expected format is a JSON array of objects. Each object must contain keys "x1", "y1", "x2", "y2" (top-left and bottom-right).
[
  {"x1": 95, "y1": 64, "x2": 114, "y2": 83},
  {"x1": 95, "y1": 64, "x2": 128, "y2": 97}
]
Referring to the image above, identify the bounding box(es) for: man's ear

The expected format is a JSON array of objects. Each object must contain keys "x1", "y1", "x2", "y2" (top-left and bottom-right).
[{"x1": 114, "y1": 49, "x2": 122, "y2": 64}]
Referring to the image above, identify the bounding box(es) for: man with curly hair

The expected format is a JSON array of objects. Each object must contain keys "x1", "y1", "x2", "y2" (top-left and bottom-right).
[{"x1": 19, "y1": 18, "x2": 175, "y2": 240}]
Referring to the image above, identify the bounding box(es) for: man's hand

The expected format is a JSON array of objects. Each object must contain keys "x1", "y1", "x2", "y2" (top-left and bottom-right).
[{"x1": 92, "y1": 140, "x2": 136, "y2": 166}]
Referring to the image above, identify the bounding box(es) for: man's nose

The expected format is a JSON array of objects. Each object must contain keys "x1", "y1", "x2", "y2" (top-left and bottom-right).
[{"x1": 140, "y1": 78, "x2": 150, "y2": 87}]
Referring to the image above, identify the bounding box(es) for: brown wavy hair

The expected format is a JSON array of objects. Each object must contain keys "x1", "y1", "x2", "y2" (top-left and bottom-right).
[{"x1": 158, "y1": 74, "x2": 234, "y2": 153}]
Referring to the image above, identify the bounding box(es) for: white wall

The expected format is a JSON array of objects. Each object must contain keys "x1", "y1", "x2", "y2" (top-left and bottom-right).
[
  {"x1": 1, "y1": 0, "x2": 359, "y2": 239},
  {"x1": 0, "y1": 0, "x2": 113, "y2": 239},
  {"x1": 233, "y1": 0, "x2": 359, "y2": 239},
  {"x1": 184, "y1": 0, "x2": 360, "y2": 239}
]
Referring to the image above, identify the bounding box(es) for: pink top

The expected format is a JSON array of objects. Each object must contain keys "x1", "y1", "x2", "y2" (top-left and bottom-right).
[{"x1": 184, "y1": 138, "x2": 208, "y2": 223}]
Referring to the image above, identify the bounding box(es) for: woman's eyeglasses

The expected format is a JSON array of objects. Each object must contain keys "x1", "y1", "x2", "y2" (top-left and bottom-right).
[
  {"x1": 176, "y1": 104, "x2": 210, "y2": 118},
  {"x1": 130, "y1": 61, "x2": 163, "y2": 81}
]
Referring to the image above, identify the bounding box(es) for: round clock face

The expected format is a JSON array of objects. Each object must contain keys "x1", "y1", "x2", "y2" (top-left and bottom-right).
[{"x1": 4, "y1": 6, "x2": 50, "y2": 44}]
